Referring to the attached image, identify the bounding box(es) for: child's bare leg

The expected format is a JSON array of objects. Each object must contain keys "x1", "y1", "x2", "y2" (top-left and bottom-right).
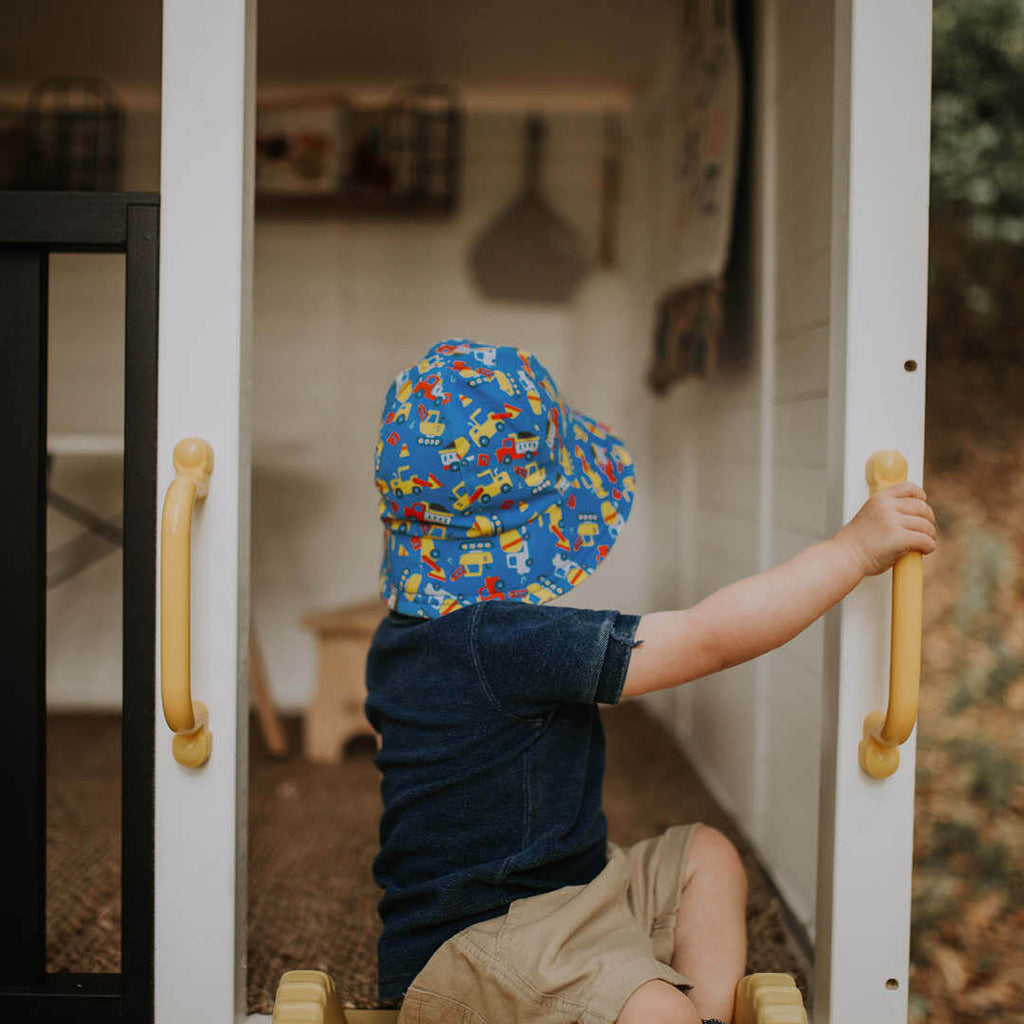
[
  {"x1": 616, "y1": 980, "x2": 701, "y2": 1024},
  {"x1": 616, "y1": 826, "x2": 746, "y2": 1024},
  {"x1": 671, "y1": 825, "x2": 748, "y2": 1022}
]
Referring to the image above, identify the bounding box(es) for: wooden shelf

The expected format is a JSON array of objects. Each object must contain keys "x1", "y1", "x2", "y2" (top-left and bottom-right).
[
  {"x1": 255, "y1": 191, "x2": 456, "y2": 220},
  {"x1": 48, "y1": 433, "x2": 124, "y2": 456}
]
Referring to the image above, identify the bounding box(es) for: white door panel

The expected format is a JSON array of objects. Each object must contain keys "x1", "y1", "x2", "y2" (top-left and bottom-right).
[
  {"x1": 156, "y1": 0, "x2": 255, "y2": 1021},
  {"x1": 816, "y1": 1, "x2": 932, "y2": 1021},
  {"x1": 149, "y1": 1, "x2": 930, "y2": 1021}
]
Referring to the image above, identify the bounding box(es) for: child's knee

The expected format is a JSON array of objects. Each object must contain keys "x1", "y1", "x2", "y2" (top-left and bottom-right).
[
  {"x1": 686, "y1": 825, "x2": 748, "y2": 898},
  {"x1": 616, "y1": 980, "x2": 701, "y2": 1024}
]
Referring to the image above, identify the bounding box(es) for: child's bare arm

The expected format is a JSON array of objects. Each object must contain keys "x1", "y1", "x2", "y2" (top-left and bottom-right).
[{"x1": 620, "y1": 481, "x2": 936, "y2": 699}]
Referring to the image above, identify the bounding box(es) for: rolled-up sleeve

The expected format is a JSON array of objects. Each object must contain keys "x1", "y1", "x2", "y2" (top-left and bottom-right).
[
  {"x1": 470, "y1": 602, "x2": 642, "y2": 720},
  {"x1": 595, "y1": 611, "x2": 643, "y2": 704}
]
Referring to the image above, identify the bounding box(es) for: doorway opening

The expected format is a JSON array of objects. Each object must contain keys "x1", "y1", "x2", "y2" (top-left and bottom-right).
[{"x1": 243, "y1": 0, "x2": 809, "y2": 1016}]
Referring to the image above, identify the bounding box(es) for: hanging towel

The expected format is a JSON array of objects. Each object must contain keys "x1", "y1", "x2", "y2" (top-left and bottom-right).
[
  {"x1": 650, "y1": 278, "x2": 724, "y2": 391},
  {"x1": 648, "y1": 0, "x2": 741, "y2": 393}
]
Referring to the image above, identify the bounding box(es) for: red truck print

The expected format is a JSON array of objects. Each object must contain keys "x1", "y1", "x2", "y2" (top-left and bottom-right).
[
  {"x1": 435, "y1": 341, "x2": 473, "y2": 356},
  {"x1": 494, "y1": 436, "x2": 522, "y2": 463},
  {"x1": 409, "y1": 535, "x2": 445, "y2": 580},
  {"x1": 477, "y1": 576, "x2": 506, "y2": 602},
  {"x1": 590, "y1": 442, "x2": 617, "y2": 482},
  {"x1": 451, "y1": 359, "x2": 494, "y2": 386},
  {"x1": 496, "y1": 431, "x2": 540, "y2": 463},
  {"x1": 413, "y1": 373, "x2": 451, "y2": 404},
  {"x1": 545, "y1": 409, "x2": 559, "y2": 452},
  {"x1": 404, "y1": 502, "x2": 453, "y2": 526}
]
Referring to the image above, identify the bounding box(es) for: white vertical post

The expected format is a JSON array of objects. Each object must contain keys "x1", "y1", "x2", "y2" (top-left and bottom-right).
[
  {"x1": 751, "y1": 0, "x2": 778, "y2": 852},
  {"x1": 816, "y1": 1, "x2": 931, "y2": 1021},
  {"x1": 156, "y1": 0, "x2": 255, "y2": 1020}
]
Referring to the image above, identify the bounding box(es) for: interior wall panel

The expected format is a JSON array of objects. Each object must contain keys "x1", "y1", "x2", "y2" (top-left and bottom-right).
[
  {"x1": 760, "y1": 0, "x2": 835, "y2": 935},
  {"x1": 640, "y1": 0, "x2": 836, "y2": 942}
]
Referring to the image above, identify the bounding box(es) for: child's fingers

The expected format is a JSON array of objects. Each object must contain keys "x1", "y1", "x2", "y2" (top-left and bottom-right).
[
  {"x1": 885, "y1": 480, "x2": 927, "y2": 501},
  {"x1": 899, "y1": 513, "x2": 938, "y2": 559},
  {"x1": 895, "y1": 496, "x2": 936, "y2": 524},
  {"x1": 900, "y1": 513, "x2": 937, "y2": 540},
  {"x1": 904, "y1": 528, "x2": 937, "y2": 554}
]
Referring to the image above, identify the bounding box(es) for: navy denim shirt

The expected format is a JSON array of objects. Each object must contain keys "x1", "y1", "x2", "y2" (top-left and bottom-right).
[{"x1": 365, "y1": 600, "x2": 642, "y2": 1002}]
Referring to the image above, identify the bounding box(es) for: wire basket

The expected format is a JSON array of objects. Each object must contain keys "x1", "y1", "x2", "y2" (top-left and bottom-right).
[
  {"x1": 23, "y1": 78, "x2": 123, "y2": 191},
  {"x1": 382, "y1": 84, "x2": 461, "y2": 209}
]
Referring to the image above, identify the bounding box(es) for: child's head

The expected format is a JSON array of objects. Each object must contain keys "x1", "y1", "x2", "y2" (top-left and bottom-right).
[{"x1": 374, "y1": 340, "x2": 635, "y2": 617}]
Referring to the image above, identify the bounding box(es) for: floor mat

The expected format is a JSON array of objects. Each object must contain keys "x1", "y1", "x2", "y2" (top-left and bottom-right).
[{"x1": 46, "y1": 705, "x2": 809, "y2": 1012}]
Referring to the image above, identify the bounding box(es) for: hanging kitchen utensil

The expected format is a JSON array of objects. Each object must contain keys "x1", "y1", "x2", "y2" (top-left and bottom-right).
[{"x1": 469, "y1": 115, "x2": 590, "y2": 303}]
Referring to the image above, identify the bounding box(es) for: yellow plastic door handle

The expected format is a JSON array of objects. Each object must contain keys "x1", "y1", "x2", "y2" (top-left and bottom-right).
[
  {"x1": 160, "y1": 437, "x2": 215, "y2": 768},
  {"x1": 858, "y1": 450, "x2": 923, "y2": 779}
]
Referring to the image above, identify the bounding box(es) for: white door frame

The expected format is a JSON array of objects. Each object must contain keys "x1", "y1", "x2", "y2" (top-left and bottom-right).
[
  {"x1": 151, "y1": 0, "x2": 933, "y2": 1019},
  {"x1": 816, "y1": 1, "x2": 932, "y2": 1021},
  {"x1": 155, "y1": 0, "x2": 255, "y2": 1021}
]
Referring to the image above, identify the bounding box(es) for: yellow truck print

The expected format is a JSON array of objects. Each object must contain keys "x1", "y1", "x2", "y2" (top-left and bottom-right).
[
  {"x1": 576, "y1": 513, "x2": 600, "y2": 547},
  {"x1": 468, "y1": 404, "x2": 521, "y2": 446},
  {"x1": 417, "y1": 407, "x2": 445, "y2": 445},
  {"x1": 475, "y1": 468, "x2": 513, "y2": 502},
  {"x1": 439, "y1": 435, "x2": 470, "y2": 469},
  {"x1": 390, "y1": 465, "x2": 442, "y2": 496},
  {"x1": 458, "y1": 540, "x2": 494, "y2": 577}
]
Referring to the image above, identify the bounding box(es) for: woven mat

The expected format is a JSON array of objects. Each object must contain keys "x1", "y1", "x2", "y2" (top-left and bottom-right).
[{"x1": 46, "y1": 705, "x2": 809, "y2": 1013}]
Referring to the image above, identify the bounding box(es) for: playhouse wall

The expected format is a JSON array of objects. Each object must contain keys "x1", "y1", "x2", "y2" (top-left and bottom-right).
[
  {"x1": 37, "y1": 0, "x2": 834, "y2": 943},
  {"x1": 760, "y1": 0, "x2": 835, "y2": 939},
  {"x1": 41, "y1": 104, "x2": 657, "y2": 710},
  {"x1": 637, "y1": 0, "x2": 835, "y2": 940}
]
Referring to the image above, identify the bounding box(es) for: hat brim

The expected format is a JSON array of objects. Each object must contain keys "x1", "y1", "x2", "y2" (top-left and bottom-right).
[{"x1": 512, "y1": 405, "x2": 635, "y2": 603}]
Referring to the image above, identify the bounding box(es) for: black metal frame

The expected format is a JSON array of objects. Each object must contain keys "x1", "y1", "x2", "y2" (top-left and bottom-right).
[{"x1": 0, "y1": 191, "x2": 158, "y2": 1023}]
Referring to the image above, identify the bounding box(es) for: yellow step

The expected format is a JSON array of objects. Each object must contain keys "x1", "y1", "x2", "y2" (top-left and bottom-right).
[
  {"x1": 734, "y1": 973, "x2": 808, "y2": 1024},
  {"x1": 273, "y1": 970, "x2": 399, "y2": 1024},
  {"x1": 274, "y1": 968, "x2": 806, "y2": 1024}
]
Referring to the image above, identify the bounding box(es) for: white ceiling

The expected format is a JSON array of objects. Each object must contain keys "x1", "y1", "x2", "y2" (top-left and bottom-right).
[{"x1": 1, "y1": 0, "x2": 672, "y2": 103}]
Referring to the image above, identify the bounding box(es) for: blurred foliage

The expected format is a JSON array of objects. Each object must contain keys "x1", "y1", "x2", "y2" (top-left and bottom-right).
[
  {"x1": 912, "y1": 10, "x2": 1023, "y2": 1014},
  {"x1": 943, "y1": 738, "x2": 1020, "y2": 809},
  {"x1": 944, "y1": 527, "x2": 1020, "y2": 713},
  {"x1": 931, "y1": 0, "x2": 1024, "y2": 237},
  {"x1": 950, "y1": 528, "x2": 1009, "y2": 633},
  {"x1": 928, "y1": 0, "x2": 1024, "y2": 370}
]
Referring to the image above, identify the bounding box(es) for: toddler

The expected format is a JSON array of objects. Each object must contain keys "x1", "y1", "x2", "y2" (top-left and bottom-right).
[{"x1": 366, "y1": 340, "x2": 936, "y2": 1024}]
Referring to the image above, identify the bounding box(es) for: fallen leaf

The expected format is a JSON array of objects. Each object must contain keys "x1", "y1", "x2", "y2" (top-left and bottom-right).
[
  {"x1": 932, "y1": 944, "x2": 971, "y2": 994},
  {"x1": 1005, "y1": 677, "x2": 1024, "y2": 712},
  {"x1": 962, "y1": 891, "x2": 1006, "y2": 942},
  {"x1": 960, "y1": 977, "x2": 1019, "y2": 1013}
]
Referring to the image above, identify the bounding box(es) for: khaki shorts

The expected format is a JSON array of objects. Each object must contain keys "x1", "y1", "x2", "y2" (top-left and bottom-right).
[{"x1": 397, "y1": 823, "x2": 699, "y2": 1024}]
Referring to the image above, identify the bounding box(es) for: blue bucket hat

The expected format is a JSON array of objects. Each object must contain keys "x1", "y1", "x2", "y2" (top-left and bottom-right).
[{"x1": 374, "y1": 340, "x2": 636, "y2": 617}]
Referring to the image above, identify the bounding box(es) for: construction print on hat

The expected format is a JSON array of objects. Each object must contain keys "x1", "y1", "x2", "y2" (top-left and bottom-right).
[{"x1": 374, "y1": 339, "x2": 636, "y2": 618}]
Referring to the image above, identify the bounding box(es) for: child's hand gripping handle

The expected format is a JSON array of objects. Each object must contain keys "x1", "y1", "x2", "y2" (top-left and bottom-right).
[{"x1": 857, "y1": 450, "x2": 923, "y2": 779}]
